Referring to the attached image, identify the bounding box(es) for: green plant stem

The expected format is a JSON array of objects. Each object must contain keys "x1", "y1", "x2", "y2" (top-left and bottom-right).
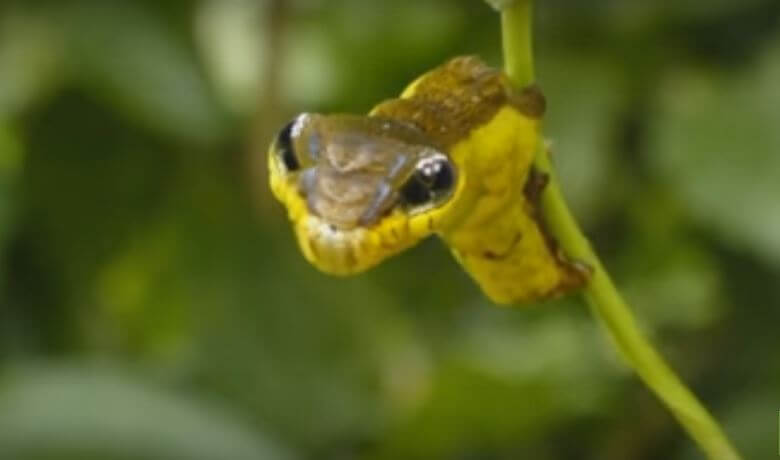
[
  {"x1": 501, "y1": 1, "x2": 534, "y2": 88},
  {"x1": 498, "y1": 1, "x2": 742, "y2": 458}
]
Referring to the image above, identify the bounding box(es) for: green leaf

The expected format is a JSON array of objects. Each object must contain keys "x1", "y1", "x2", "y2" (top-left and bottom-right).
[{"x1": 0, "y1": 366, "x2": 295, "y2": 460}]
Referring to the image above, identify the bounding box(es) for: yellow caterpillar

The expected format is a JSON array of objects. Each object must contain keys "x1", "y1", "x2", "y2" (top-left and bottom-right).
[{"x1": 268, "y1": 56, "x2": 588, "y2": 304}]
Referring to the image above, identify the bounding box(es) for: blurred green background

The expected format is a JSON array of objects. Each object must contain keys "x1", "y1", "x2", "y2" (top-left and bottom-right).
[{"x1": 1, "y1": 1, "x2": 779, "y2": 459}]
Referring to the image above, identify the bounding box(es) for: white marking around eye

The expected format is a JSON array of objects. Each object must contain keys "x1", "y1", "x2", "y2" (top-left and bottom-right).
[
  {"x1": 417, "y1": 151, "x2": 449, "y2": 171},
  {"x1": 291, "y1": 113, "x2": 310, "y2": 139}
]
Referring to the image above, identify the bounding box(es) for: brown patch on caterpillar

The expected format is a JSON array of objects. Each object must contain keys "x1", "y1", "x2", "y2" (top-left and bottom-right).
[
  {"x1": 510, "y1": 84, "x2": 546, "y2": 119},
  {"x1": 482, "y1": 231, "x2": 523, "y2": 260},
  {"x1": 523, "y1": 166, "x2": 591, "y2": 295},
  {"x1": 372, "y1": 56, "x2": 542, "y2": 149}
]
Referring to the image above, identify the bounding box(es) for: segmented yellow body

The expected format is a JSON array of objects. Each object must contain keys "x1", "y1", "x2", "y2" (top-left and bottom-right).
[{"x1": 269, "y1": 57, "x2": 586, "y2": 304}]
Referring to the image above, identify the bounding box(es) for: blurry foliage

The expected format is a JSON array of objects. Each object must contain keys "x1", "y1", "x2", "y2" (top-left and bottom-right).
[
  {"x1": 651, "y1": 40, "x2": 780, "y2": 265},
  {"x1": 0, "y1": 366, "x2": 293, "y2": 460},
  {"x1": 0, "y1": 1, "x2": 779, "y2": 459}
]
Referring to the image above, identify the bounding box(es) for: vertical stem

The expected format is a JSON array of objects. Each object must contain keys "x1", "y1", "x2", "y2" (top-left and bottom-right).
[
  {"x1": 501, "y1": 1, "x2": 534, "y2": 87},
  {"x1": 497, "y1": 1, "x2": 742, "y2": 458}
]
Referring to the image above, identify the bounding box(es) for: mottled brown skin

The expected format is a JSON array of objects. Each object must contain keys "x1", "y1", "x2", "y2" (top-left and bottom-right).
[{"x1": 372, "y1": 56, "x2": 547, "y2": 148}]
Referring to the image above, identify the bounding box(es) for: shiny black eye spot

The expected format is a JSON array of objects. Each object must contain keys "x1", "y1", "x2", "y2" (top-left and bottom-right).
[
  {"x1": 400, "y1": 174, "x2": 430, "y2": 206},
  {"x1": 276, "y1": 120, "x2": 299, "y2": 171},
  {"x1": 431, "y1": 160, "x2": 454, "y2": 192},
  {"x1": 416, "y1": 156, "x2": 455, "y2": 194},
  {"x1": 400, "y1": 154, "x2": 456, "y2": 210}
]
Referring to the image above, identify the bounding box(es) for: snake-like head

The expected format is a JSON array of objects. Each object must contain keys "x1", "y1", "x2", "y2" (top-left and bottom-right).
[{"x1": 268, "y1": 113, "x2": 459, "y2": 275}]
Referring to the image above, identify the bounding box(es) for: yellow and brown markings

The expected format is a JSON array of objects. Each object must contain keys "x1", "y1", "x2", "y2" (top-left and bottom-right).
[{"x1": 268, "y1": 56, "x2": 588, "y2": 304}]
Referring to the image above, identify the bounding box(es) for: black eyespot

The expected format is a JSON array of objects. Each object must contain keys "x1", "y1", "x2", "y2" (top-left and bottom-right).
[
  {"x1": 400, "y1": 174, "x2": 430, "y2": 205},
  {"x1": 399, "y1": 153, "x2": 456, "y2": 210},
  {"x1": 276, "y1": 120, "x2": 299, "y2": 171},
  {"x1": 430, "y1": 159, "x2": 454, "y2": 192}
]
